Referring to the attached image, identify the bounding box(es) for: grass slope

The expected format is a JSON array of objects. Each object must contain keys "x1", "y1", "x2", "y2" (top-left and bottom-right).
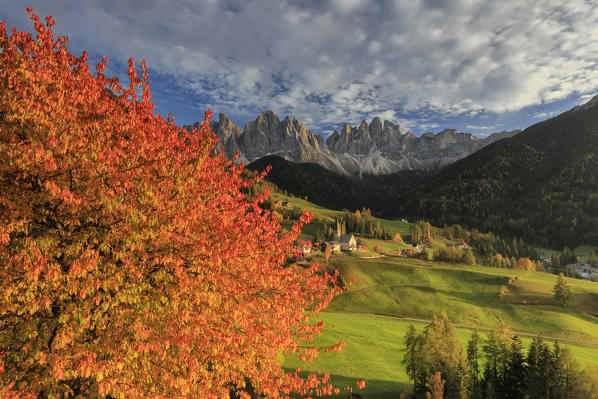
[
  {"x1": 284, "y1": 313, "x2": 598, "y2": 399},
  {"x1": 328, "y1": 256, "x2": 598, "y2": 342},
  {"x1": 276, "y1": 192, "x2": 598, "y2": 397}
]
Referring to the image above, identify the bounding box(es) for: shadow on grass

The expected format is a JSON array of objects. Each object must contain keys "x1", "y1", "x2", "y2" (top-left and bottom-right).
[{"x1": 284, "y1": 370, "x2": 408, "y2": 399}]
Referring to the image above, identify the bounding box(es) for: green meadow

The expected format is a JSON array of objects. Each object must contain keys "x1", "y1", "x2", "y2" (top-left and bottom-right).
[
  {"x1": 284, "y1": 313, "x2": 598, "y2": 399},
  {"x1": 284, "y1": 256, "x2": 598, "y2": 397},
  {"x1": 276, "y1": 193, "x2": 598, "y2": 397}
]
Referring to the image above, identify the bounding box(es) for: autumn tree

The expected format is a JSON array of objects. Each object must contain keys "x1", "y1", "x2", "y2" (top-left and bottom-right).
[
  {"x1": 553, "y1": 273, "x2": 571, "y2": 307},
  {"x1": 426, "y1": 372, "x2": 445, "y2": 399},
  {"x1": 516, "y1": 257, "x2": 535, "y2": 271},
  {"x1": 402, "y1": 314, "x2": 469, "y2": 399},
  {"x1": 324, "y1": 242, "x2": 333, "y2": 262},
  {"x1": 0, "y1": 9, "x2": 343, "y2": 399},
  {"x1": 422, "y1": 313, "x2": 469, "y2": 399},
  {"x1": 463, "y1": 248, "x2": 476, "y2": 265}
]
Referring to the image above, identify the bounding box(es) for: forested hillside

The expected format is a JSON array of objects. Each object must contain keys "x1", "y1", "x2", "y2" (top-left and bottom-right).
[
  {"x1": 248, "y1": 155, "x2": 433, "y2": 212},
  {"x1": 382, "y1": 97, "x2": 598, "y2": 248}
]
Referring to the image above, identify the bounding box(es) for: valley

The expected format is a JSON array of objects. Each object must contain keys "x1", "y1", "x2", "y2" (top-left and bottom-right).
[{"x1": 272, "y1": 192, "x2": 598, "y2": 398}]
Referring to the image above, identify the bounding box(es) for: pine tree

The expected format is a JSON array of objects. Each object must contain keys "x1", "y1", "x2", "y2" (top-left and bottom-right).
[
  {"x1": 588, "y1": 250, "x2": 598, "y2": 267},
  {"x1": 481, "y1": 323, "x2": 512, "y2": 398},
  {"x1": 422, "y1": 313, "x2": 470, "y2": 399},
  {"x1": 466, "y1": 332, "x2": 482, "y2": 399},
  {"x1": 504, "y1": 337, "x2": 527, "y2": 399},
  {"x1": 526, "y1": 336, "x2": 545, "y2": 398},
  {"x1": 552, "y1": 252, "x2": 562, "y2": 268},
  {"x1": 553, "y1": 273, "x2": 571, "y2": 307},
  {"x1": 402, "y1": 324, "x2": 427, "y2": 395}
]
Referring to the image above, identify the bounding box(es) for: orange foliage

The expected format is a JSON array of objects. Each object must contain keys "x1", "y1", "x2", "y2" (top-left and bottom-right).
[
  {"x1": 426, "y1": 371, "x2": 445, "y2": 399},
  {"x1": 516, "y1": 257, "x2": 535, "y2": 271},
  {"x1": 393, "y1": 232, "x2": 403, "y2": 242},
  {"x1": 0, "y1": 9, "x2": 343, "y2": 398}
]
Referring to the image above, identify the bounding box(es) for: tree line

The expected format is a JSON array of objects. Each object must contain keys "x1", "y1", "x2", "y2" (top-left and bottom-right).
[
  {"x1": 314, "y1": 208, "x2": 392, "y2": 242},
  {"x1": 401, "y1": 313, "x2": 598, "y2": 399}
]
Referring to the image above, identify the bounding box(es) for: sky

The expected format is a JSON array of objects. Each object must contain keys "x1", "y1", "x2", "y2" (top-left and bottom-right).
[{"x1": 3, "y1": 0, "x2": 598, "y2": 137}]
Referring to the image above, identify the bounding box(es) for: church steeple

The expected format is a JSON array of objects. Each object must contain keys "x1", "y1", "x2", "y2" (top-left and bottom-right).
[{"x1": 336, "y1": 219, "x2": 341, "y2": 241}]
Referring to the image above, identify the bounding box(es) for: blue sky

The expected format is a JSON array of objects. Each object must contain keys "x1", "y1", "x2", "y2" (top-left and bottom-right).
[{"x1": 4, "y1": 0, "x2": 598, "y2": 137}]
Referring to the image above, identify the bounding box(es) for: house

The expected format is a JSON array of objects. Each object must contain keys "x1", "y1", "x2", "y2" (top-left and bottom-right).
[
  {"x1": 339, "y1": 234, "x2": 358, "y2": 251},
  {"x1": 459, "y1": 243, "x2": 469, "y2": 250},
  {"x1": 332, "y1": 220, "x2": 357, "y2": 251},
  {"x1": 539, "y1": 254, "x2": 552, "y2": 264}
]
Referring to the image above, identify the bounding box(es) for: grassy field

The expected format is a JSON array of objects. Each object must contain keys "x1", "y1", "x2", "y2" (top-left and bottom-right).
[
  {"x1": 284, "y1": 255, "x2": 598, "y2": 398},
  {"x1": 275, "y1": 192, "x2": 598, "y2": 397},
  {"x1": 327, "y1": 256, "x2": 598, "y2": 342},
  {"x1": 284, "y1": 312, "x2": 598, "y2": 399}
]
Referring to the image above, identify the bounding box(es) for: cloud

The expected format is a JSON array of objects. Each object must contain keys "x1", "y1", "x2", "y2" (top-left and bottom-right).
[{"x1": 4, "y1": 0, "x2": 598, "y2": 134}]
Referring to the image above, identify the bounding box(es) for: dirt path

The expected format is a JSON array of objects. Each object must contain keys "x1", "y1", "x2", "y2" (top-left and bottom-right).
[{"x1": 323, "y1": 311, "x2": 598, "y2": 346}]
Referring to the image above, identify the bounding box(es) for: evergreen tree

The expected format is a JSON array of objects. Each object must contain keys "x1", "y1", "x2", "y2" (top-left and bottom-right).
[
  {"x1": 504, "y1": 337, "x2": 527, "y2": 399},
  {"x1": 402, "y1": 325, "x2": 427, "y2": 395},
  {"x1": 481, "y1": 323, "x2": 512, "y2": 398},
  {"x1": 588, "y1": 250, "x2": 598, "y2": 267},
  {"x1": 553, "y1": 273, "x2": 571, "y2": 307},
  {"x1": 526, "y1": 336, "x2": 546, "y2": 399},
  {"x1": 422, "y1": 313, "x2": 470, "y2": 399},
  {"x1": 552, "y1": 251, "x2": 562, "y2": 268},
  {"x1": 579, "y1": 361, "x2": 598, "y2": 399},
  {"x1": 466, "y1": 332, "x2": 482, "y2": 399}
]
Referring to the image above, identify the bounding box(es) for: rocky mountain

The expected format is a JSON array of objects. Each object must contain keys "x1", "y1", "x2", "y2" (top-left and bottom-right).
[
  {"x1": 185, "y1": 111, "x2": 520, "y2": 176},
  {"x1": 326, "y1": 118, "x2": 519, "y2": 174}
]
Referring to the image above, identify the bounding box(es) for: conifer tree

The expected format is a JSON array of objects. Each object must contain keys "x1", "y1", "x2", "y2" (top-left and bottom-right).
[
  {"x1": 466, "y1": 332, "x2": 482, "y2": 399},
  {"x1": 481, "y1": 323, "x2": 512, "y2": 398},
  {"x1": 504, "y1": 337, "x2": 527, "y2": 399},
  {"x1": 422, "y1": 313, "x2": 470, "y2": 399},
  {"x1": 553, "y1": 273, "x2": 571, "y2": 307},
  {"x1": 402, "y1": 324, "x2": 427, "y2": 395},
  {"x1": 526, "y1": 336, "x2": 545, "y2": 398}
]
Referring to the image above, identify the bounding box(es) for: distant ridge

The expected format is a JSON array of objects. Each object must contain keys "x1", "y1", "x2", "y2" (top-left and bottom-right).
[
  {"x1": 246, "y1": 155, "x2": 433, "y2": 212},
  {"x1": 185, "y1": 112, "x2": 519, "y2": 176},
  {"x1": 382, "y1": 94, "x2": 598, "y2": 248}
]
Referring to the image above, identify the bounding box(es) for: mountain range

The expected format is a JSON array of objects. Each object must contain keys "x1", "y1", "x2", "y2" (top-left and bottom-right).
[
  {"x1": 187, "y1": 95, "x2": 598, "y2": 248},
  {"x1": 185, "y1": 111, "x2": 520, "y2": 176}
]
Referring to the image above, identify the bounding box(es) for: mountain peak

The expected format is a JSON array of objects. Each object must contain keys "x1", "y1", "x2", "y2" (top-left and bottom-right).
[{"x1": 193, "y1": 110, "x2": 522, "y2": 176}]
